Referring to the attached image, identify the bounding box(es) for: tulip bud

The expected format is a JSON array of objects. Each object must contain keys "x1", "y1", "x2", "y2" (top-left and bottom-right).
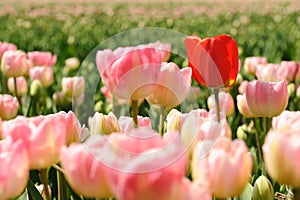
[
  {"x1": 89, "y1": 112, "x2": 120, "y2": 135},
  {"x1": 166, "y1": 109, "x2": 184, "y2": 132},
  {"x1": 253, "y1": 175, "x2": 274, "y2": 200},
  {"x1": 30, "y1": 79, "x2": 44, "y2": 97},
  {"x1": 235, "y1": 73, "x2": 243, "y2": 85},
  {"x1": 94, "y1": 101, "x2": 103, "y2": 112},
  {"x1": 64, "y1": 57, "x2": 80, "y2": 71},
  {"x1": 244, "y1": 56, "x2": 268, "y2": 76},
  {"x1": 62, "y1": 76, "x2": 85, "y2": 98},
  {"x1": 236, "y1": 125, "x2": 247, "y2": 140},
  {"x1": 0, "y1": 94, "x2": 19, "y2": 120},
  {"x1": 287, "y1": 83, "x2": 295, "y2": 97}
]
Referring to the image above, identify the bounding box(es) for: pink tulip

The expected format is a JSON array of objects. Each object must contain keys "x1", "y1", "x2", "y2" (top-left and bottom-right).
[
  {"x1": 0, "y1": 94, "x2": 19, "y2": 120},
  {"x1": 185, "y1": 86, "x2": 201, "y2": 102},
  {"x1": 60, "y1": 135, "x2": 113, "y2": 198},
  {"x1": 146, "y1": 62, "x2": 192, "y2": 109},
  {"x1": 96, "y1": 47, "x2": 161, "y2": 100},
  {"x1": 0, "y1": 42, "x2": 17, "y2": 59},
  {"x1": 103, "y1": 129, "x2": 187, "y2": 200},
  {"x1": 29, "y1": 66, "x2": 54, "y2": 87},
  {"x1": 176, "y1": 178, "x2": 212, "y2": 200},
  {"x1": 243, "y1": 56, "x2": 267, "y2": 75},
  {"x1": 272, "y1": 110, "x2": 300, "y2": 133},
  {"x1": 2, "y1": 114, "x2": 67, "y2": 169},
  {"x1": 179, "y1": 111, "x2": 231, "y2": 155},
  {"x1": 61, "y1": 76, "x2": 85, "y2": 98},
  {"x1": 27, "y1": 51, "x2": 57, "y2": 67},
  {"x1": 118, "y1": 115, "x2": 152, "y2": 133},
  {"x1": 0, "y1": 138, "x2": 29, "y2": 199},
  {"x1": 100, "y1": 85, "x2": 128, "y2": 105},
  {"x1": 89, "y1": 112, "x2": 120, "y2": 135},
  {"x1": 139, "y1": 41, "x2": 171, "y2": 62},
  {"x1": 192, "y1": 137, "x2": 252, "y2": 198},
  {"x1": 207, "y1": 91, "x2": 234, "y2": 116},
  {"x1": 295, "y1": 62, "x2": 300, "y2": 82},
  {"x1": 246, "y1": 80, "x2": 289, "y2": 118},
  {"x1": 236, "y1": 94, "x2": 254, "y2": 118},
  {"x1": 255, "y1": 63, "x2": 284, "y2": 82},
  {"x1": 1, "y1": 50, "x2": 27, "y2": 77},
  {"x1": 263, "y1": 129, "x2": 300, "y2": 187},
  {"x1": 166, "y1": 109, "x2": 186, "y2": 132},
  {"x1": 166, "y1": 108, "x2": 208, "y2": 132},
  {"x1": 7, "y1": 76, "x2": 28, "y2": 96},
  {"x1": 0, "y1": 117, "x2": 2, "y2": 139},
  {"x1": 279, "y1": 61, "x2": 298, "y2": 82},
  {"x1": 54, "y1": 111, "x2": 83, "y2": 145},
  {"x1": 297, "y1": 85, "x2": 300, "y2": 98},
  {"x1": 238, "y1": 80, "x2": 248, "y2": 94}
]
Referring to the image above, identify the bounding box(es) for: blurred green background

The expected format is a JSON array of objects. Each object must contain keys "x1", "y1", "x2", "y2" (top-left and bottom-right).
[{"x1": 1, "y1": 0, "x2": 300, "y2": 66}]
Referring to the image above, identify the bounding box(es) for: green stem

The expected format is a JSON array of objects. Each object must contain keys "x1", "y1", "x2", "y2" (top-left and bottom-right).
[
  {"x1": 57, "y1": 169, "x2": 67, "y2": 200},
  {"x1": 213, "y1": 88, "x2": 220, "y2": 123},
  {"x1": 14, "y1": 77, "x2": 22, "y2": 114},
  {"x1": 1, "y1": 73, "x2": 7, "y2": 94},
  {"x1": 253, "y1": 118, "x2": 265, "y2": 175},
  {"x1": 131, "y1": 100, "x2": 139, "y2": 128},
  {"x1": 40, "y1": 169, "x2": 51, "y2": 200},
  {"x1": 265, "y1": 117, "x2": 271, "y2": 135},
  {"x1": 159, "y1": 105, "x2": 166, "y2": 135}
]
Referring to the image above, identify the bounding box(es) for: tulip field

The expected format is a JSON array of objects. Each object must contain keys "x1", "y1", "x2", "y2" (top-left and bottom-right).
[{"x1": 1, "y1": 0, "x2": 300, "y2": 200}]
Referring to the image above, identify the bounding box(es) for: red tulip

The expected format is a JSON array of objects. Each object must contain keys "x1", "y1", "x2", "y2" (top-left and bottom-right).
[{"x1": 184, "y1": 34, "x2": 239, "y2": 88}]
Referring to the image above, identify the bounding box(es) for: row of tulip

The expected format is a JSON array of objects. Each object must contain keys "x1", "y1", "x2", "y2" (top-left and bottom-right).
[{"x1": 1, "y1": 32, "x2": 300, "y2": 200}]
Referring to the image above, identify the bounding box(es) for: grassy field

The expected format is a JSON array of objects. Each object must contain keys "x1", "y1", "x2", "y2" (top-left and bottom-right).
[{"x1": 1, "y1": 0, "x2": 300, "y2": 65}]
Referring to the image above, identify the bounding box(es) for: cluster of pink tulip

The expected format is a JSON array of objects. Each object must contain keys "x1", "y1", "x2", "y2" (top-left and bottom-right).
[{"x1": 1, "y1": 33, "x2": 300, "y2": 200}]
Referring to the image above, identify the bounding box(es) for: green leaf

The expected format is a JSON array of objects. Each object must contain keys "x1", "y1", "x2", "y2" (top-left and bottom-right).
[{"x1": 26, "y1": 179, "x2": 43, "y2": 200}]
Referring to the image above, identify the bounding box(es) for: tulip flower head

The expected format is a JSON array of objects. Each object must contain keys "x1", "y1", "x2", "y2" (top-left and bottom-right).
[
  {"x1": 2, "y1": 114, "x2": 67, "y2": 169},
  {"x1": 207, "y1": 91, "x2": 234, "y2": 116},
  {"x1": 89, "y1": 112, "x2": 120, "y2": 135},
  {"x1": 184, "y1": 34, "x2": 239, "y2": 88},
  {"x1": 29, "y1": 66, "x2": 54, "y2": 87},
  {"x1": 0, "y1": 42, "x2": 17, "y2": 59},
  {"x1": 0, "y1": 138, "x2": 29, "y2": 199},
  {"x1": 0, "y1": 94, "x2": 19, "y2": 120},
  {"x1": 243, "y1": 56, "x2": 268, "y2": 75},
  {"x1": 61, "y1": 135, "x2": 114, "y2": 198},
  {"x1": 146, "y1": 62, "x2": 192, "y2": 109},
  {"x1": 263, "y1": 129, "x2": 300, "y2": 187},
  {"x1": 1, "y1": 50, "x2": 27, "y2": 77},
  {"x1": 192, "y1": 137, "x2": 252, "y2": 198},
  {"x1": 27, "y1": 51, "x2": 57, "y2": 67},
  {"x1": 96, "y1": 46, "x2": 161, "y2": 100},
  {"x1": 62, "y1": 76, "x2": 85, "y2": 98},
  {"x1": 245, "y1": 80, "x2": 289, "y2": 118}
]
